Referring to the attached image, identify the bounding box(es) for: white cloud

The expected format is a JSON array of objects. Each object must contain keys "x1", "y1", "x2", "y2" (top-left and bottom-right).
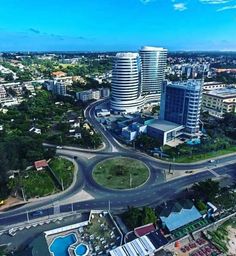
[
  {"x1": 139, "y1": 0, "x2": 153, "y2": 4},
  {"x1": 217, "y1": 4, "x2": 236, "y2": 10},
  {"x1": 173, "y1": 3, "x2": 187, "y2": 11},
  {"x1": 199, "y1": 0, "x2": 232, "y2": 4}
]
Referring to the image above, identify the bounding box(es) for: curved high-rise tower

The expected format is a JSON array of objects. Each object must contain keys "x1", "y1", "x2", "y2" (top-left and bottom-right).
[
  {"x1": 110, "y1": 53, "x2": 144, "y2": 113},
  {"x1": 139, "y1": 46, "x2": 167, "y2": 103}
]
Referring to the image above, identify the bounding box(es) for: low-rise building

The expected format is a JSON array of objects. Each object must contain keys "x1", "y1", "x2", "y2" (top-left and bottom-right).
[
  {"x1": 203, "y1": 81, "x2": 226, "y2": 91},
  {"x1": 147, "y1": 120, "x2": 184, "y2": 145},
  {"x1": 23, "y1": 82, "x2": 35, "y2": 93},
  {"x1": 44, "y1": 80, "x2": 67, "y2": 96},
  {"x1": 121, "y1": 122, "x2": 147, "y2": 141},
  {"x1": 34, "y1": 160, "x2": 48, "y2": 171},
  {"x1": 110, "y1": 230, "x2": 168, "y2": 256},
  {"x1": 51, "y1": 71, "x2": 67, "y2": 78},
  {"x1": 54, "y1": 82, "x2": 66, "y2": 96},
  {"x1": 0, "y1": 85, "x2": 7, "y2": 98},
  {"x1": 76, "y1": 88, "x2": 110, "y2": 102},
  {"x1": 122, "y1": 127, "x2": 138, "y2": 141},
  {"x1": 159, "y1": 199, "x2": 202, "y2": 232},
  {"x1": 0, "y1": 97, "x2": 19, "y2": 107},
  {"x1": 77, "y1": 90, "x2": 93, "y2": 102},
  {"x1": 101, "y1": 87, "x2": 110, "y2": 98},
  {"x1": 202, "y1": 87, "x2": 236, "y2": 118},
  {"x1": 96, "y1": 109, "x2": 111, "y2": 117}
]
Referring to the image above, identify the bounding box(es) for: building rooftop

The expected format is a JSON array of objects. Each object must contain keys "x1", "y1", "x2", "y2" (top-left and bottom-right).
[
  {"x1": 147, "y1": 120, "x2": 184, "y2": 132},
  {"x1": 160, "y1": 200, "x2": 194, "y2": 218},
  {"x1": 140, "y1": 46, "x2": 167, "y2": 51},
  {"x1": 34, "y1": 160, "x2": 48, "y2": 169},
  {"x1": 167, "y1": 79, "x2": 203, "y2": 91},
  {"x1": 116, "y1": 52, "x2": 139, "y2": 58},
  {"x1": 134, "y1": 223, "x2": 156, "y2": 237},
  {"x1": 159, "y1": 200, "x2": 202, "y2": 232},
  {"x1": 146, "y1": 230, "x2": 168, "y2": 249},
  {"x1": 203, "y1": 87, "x2": 236, "y2": 98}
]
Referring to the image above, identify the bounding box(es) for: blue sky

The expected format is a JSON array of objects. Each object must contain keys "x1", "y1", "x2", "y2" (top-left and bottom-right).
[{"x1": 0, "y1": 0, "x2": 235, "y2": 51}]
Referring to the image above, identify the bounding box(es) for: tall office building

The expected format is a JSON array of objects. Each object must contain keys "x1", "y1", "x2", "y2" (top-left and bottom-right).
[
  {"x1": 110, "y1": 53, "x2": 144, "y2": 114},
  {"x1": 139, "y1": 46, "x2": 167, "y2": 103},
  {"x1": 160, "y1": 79, "x2": 203, "y2": 134}
]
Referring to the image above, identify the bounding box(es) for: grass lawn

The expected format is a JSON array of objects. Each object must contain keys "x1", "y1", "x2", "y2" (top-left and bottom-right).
[
  {"x1": 20, "y1": 157, "x2": 74, "y2": 199},
  {"x1": 49, "y1": 157, "x2": 74, "y2": 189},
  {"x1": 174, "y1": 146, "x2": 236, "y2": 163},
  {"x1": 22, "y1": 170, "x2": 57, "y2": 198},
  {"x1": 92, "y1": 157, "x2": 149, "y2": 189},
  {"x1": 0, "y1": 245, "x2": 6, "y2": 256}
]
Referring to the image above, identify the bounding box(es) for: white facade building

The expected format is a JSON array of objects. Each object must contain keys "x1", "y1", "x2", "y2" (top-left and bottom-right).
[
  {"x1": 110, "y1": 53, "x2": 144, "y2": 114},
  {"x1": 0, "y1": 85, "x2": 7, "y2": 99},
  {"x1": 139, "y1": 46, "x2": 167, "y2": 104}
]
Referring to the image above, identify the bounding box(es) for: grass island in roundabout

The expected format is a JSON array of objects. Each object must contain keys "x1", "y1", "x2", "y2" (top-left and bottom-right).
[{"x1": 92, "y1": 157, "x2": 150, "y2": 190}]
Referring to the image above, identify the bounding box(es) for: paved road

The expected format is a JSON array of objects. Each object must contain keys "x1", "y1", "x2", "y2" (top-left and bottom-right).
[
  {"x1": 1, "y1": 162, "x2": 236, "y2": 227},
  {"x1": 0, "y1": 99, "x2": 236, "y2": 229}
]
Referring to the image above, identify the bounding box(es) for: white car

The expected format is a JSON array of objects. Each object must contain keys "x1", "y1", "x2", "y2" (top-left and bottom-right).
[
  {"x1": 56, "y1": 146, "x2": 63, "y2": 149},
  {"x1": 209, "y1": 159, "x2": 215, "y2": 163}
]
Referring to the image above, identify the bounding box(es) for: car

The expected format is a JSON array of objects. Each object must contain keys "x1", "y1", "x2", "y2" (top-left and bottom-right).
[
  {"x1": 56, "y1": 146, "x2": 63, "y2": 149},
  {"x1": 209, "y1": 159, "x2": 215, "y2": 163},
  {"x1": 31, "y1": 210, "x2": 43, "y2": 217},
  {"x1": 185, "y1": 170, "x2": 194, "y2": 174}
]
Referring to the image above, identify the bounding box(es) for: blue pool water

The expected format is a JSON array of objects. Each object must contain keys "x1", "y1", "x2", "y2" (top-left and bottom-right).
[
  {"x1": 74, "y1": 244, "x2": 88, "y2": 256},
  {"x1": 187, "y1": 138, "x2": 201, "y2": 145},
  {"x1": 49, "y1": 233, "x2": 77, "y2": 256}
]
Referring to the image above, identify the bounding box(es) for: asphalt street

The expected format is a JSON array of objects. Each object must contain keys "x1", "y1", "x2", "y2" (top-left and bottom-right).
[{"x1": 0, "y1": 99, "x2": 236, "y2": 229}]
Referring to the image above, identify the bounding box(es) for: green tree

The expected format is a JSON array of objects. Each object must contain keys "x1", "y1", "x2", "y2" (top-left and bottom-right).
[
  {"x1": 196, "y1": 200, "x2": 207, "y2": 212},
  {"x1": 4, "y1": 73, "x2": 14, "y2": 81},
  {"x1": 141, "y1": 207, "x2": 157, "y2": 225},
  {"x1": 123, "y1": 206, "x2": 157, "y2": 229},
  {"x1": 192, "y1": 179, "x2": 220, "y2": 201}
]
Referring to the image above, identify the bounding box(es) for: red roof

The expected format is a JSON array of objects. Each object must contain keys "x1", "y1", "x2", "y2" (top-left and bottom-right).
[
  {"x1": 34, "y1": 160, "x2": 48, "y2": 169},
  {"x1": 134, "y1": 223, "x2": 156, "y2": 237}
]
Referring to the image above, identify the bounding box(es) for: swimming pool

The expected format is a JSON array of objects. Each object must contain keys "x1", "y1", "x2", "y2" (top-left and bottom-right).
[
  {"x1": 74, "y1": 243, "x2": 89, "y2": 256},
  {"x1": 49, "y1": 233, "x2": 77, "y2": 256},
  {"x1": 187, "y1": 138, "x2": 201, "y2": 145}
]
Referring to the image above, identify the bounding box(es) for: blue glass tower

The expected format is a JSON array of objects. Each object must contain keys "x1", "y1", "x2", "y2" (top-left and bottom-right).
[{"x1": 160, "y1": 80, "x2": 203, "y2": 134}]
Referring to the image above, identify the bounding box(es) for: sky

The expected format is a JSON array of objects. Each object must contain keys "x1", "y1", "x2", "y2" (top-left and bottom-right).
[{"x1": 0, "y1": 0, "x2": 236, "y2": 52}]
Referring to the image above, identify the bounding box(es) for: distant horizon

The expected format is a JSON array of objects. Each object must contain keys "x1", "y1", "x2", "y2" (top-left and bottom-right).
[{"x1": 1, "y1": 49, "x2": 236, "y2": 54}]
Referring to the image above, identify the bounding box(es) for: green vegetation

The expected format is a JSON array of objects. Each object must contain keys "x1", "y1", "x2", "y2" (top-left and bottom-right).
[
  {"x1": 122, "y1": 206, "x2": 157, "y2": 230},
  {"x1": 92, "y1": 157, "x2": 149, "y2": 190},
  {"x1": 192, "y1": 179, "x2": 236, "y2": 212},
  {"x1": 135, "y1": 134, "x2": 161, "y2": 151},
  {"x1": 0, "y1": 89, "x2": 101, "y2": 198},
  {"x1": 49, "y1": 157, "x2": 74, "y2": 189},
  {"x1": 164, "y1": 112, "x2": 236, "y2": 163},
  {"x1": 0, "y1": 245, "x2": 6, "y2": 256},
  {"x1": 207, "y1": 219, "x2": 236, "y2": 253},
  {"x1": 214, "y1": 189, "x2": 236, "y2": 209},
  {"x1": 62, "y1": 59, "x2": 112, "y2": 77},
  {"x1": 151, "y1": 105, "x2": 160, "y2": 115},
  {"x1": 0, "y1": 90, "x2": 83, "y2": 198},
  {"x1": 192, "y1": 179, "x2": 220, "y2": 201},
  {"x1": 8, "y1": 157, "x2": 75, "y2": 198},
  {"x1": 20, "y1": 170, "x2": 57, "y2": 198},
  {"x1": 196, "y1": 199, "x2": 208, "y2": 212},
  {"x1": 172, "y1": 145, "x2": 236, "y2": 163}
]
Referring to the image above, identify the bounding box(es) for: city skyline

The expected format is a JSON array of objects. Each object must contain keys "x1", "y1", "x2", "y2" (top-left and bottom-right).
[{"x1": 0, "y1": 0, "x2": 236, "y2": 52}]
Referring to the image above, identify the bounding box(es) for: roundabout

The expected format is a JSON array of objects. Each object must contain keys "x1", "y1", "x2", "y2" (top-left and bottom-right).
[{"x1": 92, "y1": 157, "x2": 150, "y2": 190}]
